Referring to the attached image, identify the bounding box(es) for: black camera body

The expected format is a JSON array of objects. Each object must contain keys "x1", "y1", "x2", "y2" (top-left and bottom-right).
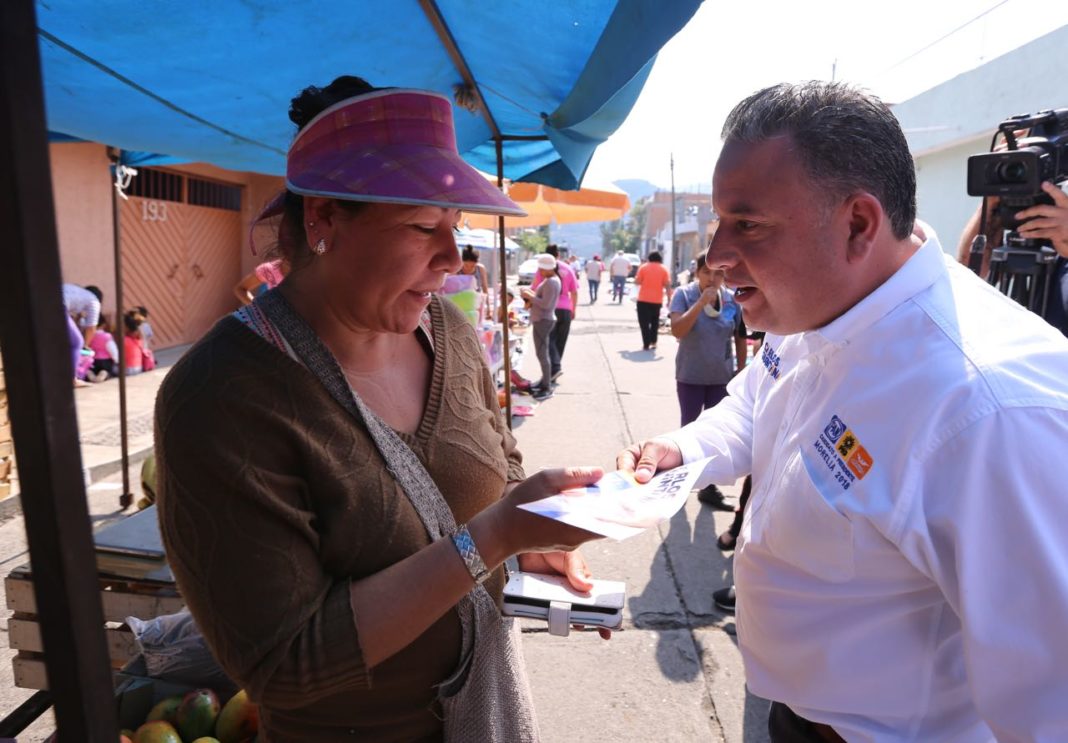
[{"x1": 967, "y1": 109, "x2": 1068, "y2": 229}]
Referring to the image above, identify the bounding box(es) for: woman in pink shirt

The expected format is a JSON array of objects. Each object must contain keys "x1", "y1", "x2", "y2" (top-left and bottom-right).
[{"x1": 529, "y1": 244, "x2": 578, "y2": 381}]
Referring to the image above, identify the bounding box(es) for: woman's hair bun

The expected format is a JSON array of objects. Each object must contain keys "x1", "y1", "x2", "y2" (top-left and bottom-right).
[{"x1": 288, "y1": 75, "x2": 379, "y2": 129}]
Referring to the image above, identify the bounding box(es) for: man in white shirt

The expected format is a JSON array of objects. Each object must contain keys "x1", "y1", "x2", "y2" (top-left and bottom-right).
[
  {"x1": 617, "y1": 82, "x2": 1068, "y2": 742},
  {"x1": 609, "y1": 250, "x2": 631, "y2": 303}
]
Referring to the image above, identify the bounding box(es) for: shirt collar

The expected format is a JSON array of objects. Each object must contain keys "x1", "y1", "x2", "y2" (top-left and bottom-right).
[{"x1": 809, "y1": 231, "x2": 947, "y2": 348}]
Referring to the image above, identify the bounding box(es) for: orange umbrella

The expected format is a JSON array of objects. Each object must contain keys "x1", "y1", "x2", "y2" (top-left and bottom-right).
[{"x1": 463, "y1": 181, "x2": 630, "y2": 229}]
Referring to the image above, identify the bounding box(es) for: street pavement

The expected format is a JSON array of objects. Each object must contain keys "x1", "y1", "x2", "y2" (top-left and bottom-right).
[
  {"x1": 513, "y1": 285, "x2": 770, "y2": 743},
  {"x1": 0, "y1": 283, "x2": 770, "y2": 741}
]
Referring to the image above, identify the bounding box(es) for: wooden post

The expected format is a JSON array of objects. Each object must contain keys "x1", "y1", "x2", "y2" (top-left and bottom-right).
[{"x1": 0, "y1": 0, "x2": 121, "y2": 737}]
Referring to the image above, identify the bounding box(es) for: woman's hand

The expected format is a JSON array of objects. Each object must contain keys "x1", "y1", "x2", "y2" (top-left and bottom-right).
[
  {"x1": 518, "y1": 550, "x2": 613, "y2": 639},
  {"x1": 518, "y1": 550, "x2": 593, "y2": 591},
  {"x1": 469, "y1": 467, "x2": 605, "y2": 568}
]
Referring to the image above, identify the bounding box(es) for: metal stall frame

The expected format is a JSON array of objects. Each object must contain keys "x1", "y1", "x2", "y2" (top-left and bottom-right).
[{"x1": 0, "y1": 0, "x2": 123, "y2": 738}]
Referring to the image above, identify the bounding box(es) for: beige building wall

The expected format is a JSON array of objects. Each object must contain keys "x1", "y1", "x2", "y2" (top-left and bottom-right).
[
  {"x1": 49, "y1": 142, "x2": 116, "y2": 298},
  {"x1": 48, "y1": 142, "x2": 284, "y2": 317}
]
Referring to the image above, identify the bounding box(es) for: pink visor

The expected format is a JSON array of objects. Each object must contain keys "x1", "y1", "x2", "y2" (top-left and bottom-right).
[{"x1": 285, "y1": 88, "x2": 525, "y2": 216}]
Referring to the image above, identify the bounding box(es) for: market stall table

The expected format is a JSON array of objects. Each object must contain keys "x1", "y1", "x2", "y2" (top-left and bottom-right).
[{"x1": 4, "y1": 507, "x2": 184, "y2": 690}]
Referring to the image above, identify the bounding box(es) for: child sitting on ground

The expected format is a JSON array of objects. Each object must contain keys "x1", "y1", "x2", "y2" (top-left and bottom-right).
[
  {"x1": 87, "y1": 316, "x2": 120, "y2": 382},
  {"x1": 123, "y1": 311, "x2": 155, "y2": 375}
]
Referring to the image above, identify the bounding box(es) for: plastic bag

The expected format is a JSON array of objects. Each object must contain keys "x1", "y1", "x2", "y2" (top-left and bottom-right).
[{"x1": 124, "y1": 608, "x2": 236, "y2": 694}]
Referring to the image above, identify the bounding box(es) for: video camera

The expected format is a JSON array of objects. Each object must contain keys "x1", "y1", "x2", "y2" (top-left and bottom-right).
[
  {"x1": 967, "y1": 108, "x2": 1068, "y2": 231},
  {"x1": 965, "y1": 109, "x2": 1068, "y2": 313}
]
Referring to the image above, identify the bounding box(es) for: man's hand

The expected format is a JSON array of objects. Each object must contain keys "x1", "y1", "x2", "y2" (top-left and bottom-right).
[
  {"x1": 615, "y1": 438, "x2": 683, "y2": 484},
  {"x1": 1016, "y1": 182, "x2": 1068, "y2": 257}
]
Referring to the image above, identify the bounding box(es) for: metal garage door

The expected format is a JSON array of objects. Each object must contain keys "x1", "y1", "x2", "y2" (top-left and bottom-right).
[{"x1": 119, "y1": 170, "x2": 242, "y2": 348}]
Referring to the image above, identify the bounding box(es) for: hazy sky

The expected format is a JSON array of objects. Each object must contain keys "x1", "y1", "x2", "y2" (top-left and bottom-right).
[{"x1": 583, "y1": 0, "x2": 1068, "y2": 190}]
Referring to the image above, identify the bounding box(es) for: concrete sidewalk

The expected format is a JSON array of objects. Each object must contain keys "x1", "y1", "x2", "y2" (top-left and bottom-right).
[
  {"x1": 513, "y1": 288, "x2": 770, "y2": 742},
  {"x1": 0, "y1": 345, "x2": 186, "y2": 519}
]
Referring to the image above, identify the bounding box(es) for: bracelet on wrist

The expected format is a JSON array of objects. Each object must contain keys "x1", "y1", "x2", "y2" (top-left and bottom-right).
[{"x1": 451, "y1": 524, "x2": 491, "y2": 585}]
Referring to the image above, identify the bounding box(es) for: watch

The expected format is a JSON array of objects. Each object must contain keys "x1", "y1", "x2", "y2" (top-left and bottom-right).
[{"x1": 451, "y1": 524, "x2": 491, "y2": 585}]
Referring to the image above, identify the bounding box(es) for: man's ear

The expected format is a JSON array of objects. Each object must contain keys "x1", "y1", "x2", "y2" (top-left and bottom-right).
[{"x1": 844, "y1": 192, "x2": 882, "y2": 264}]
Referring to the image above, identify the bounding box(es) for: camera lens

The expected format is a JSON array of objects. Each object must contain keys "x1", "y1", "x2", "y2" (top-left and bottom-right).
[{"x1": 995, "y1": 159, "x2": 1028, "y2": 183}]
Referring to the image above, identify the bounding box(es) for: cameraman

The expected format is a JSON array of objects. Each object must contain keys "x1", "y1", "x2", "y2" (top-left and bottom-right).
[{"x1": 956, "y1": 180, "x2": 1068, "y2": 336}]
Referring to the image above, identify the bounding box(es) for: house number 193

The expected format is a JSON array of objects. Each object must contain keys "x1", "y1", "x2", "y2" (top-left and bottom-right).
[{"x1": 141, "y1": 200, "x2": 168, "y2": 222}]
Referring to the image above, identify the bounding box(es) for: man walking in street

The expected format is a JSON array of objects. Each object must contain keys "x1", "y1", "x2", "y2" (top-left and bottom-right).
[
  {"x1": 617, "y1": 82, "x2": 1068, "y2": 742},
  {"x1": 609, "y1": 250, "x2": 631, "y2": 303}
]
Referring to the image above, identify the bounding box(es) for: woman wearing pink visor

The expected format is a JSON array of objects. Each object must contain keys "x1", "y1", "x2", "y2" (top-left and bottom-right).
[{"x1": 155, "y1": 76, "x2": 608, "y2": 742}]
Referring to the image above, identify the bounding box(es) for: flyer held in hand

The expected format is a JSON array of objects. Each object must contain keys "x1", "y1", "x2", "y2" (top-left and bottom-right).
[{"x1": 519, "y1": 460, "x2": 712, "y2": 540}]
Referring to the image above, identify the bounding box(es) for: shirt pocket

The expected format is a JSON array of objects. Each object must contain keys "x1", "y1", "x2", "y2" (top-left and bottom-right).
[{"x1": 760, "y1": 449, "x2": 856, "y2": 583}]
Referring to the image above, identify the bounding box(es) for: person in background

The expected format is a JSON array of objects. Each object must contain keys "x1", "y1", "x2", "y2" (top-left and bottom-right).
[
  {"x1": 234, "y1": 259, "x2": 287, "y2": 305},
  {"x1": 156, "y1": 76, "x2": 607, "y2": 743},
  {"x1": 669, "y1": 252, "x2": 746, "y2": 509},
  {"x1": 457, "y1": 244, "x2": 490, "y2": 295},
  {"x1": 87, "y1": 316, "x2": 120, "y2": 382},
  {"x1": 618, "y1": 81, "x2": 1068, "y2": 742},
  {"x1": 521, "y1": 253, "x2": 561, "y2": 400},
  {"x1": 609, "y1": 250, "x2": 631, "y2": 303},
  {"x1": 135, "y1": 305, "x2": 155, "y2": 349},
  {"x1": 62, "y1": 283, "x2": 103, "y2": 387},
  {"x1": 123, "y1": 312, "x2": 147, "y2": 376},
  {"x1": 956, "y1": 181, "x2": 1068, "y2": 337},
  {"x1": 585, "y1": 253, "x2": 605, "y2": 303},
  {"x1": 531, "y1": 243, "x2": 577, "y2": 383},
  {"x1": 633, "y1": 250, "x2": 672, "y2": 351}
]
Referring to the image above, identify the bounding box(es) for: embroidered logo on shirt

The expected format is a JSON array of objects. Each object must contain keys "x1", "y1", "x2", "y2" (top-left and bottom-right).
[
  {"x1": 813, "y1": 415, "x2": 874, "y2": 490},
  {"x1": 761, "y1": 343, "x2": 782, "y2": 379}
]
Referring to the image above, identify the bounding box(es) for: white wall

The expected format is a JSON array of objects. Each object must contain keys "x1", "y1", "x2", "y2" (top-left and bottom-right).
[
  {"x1": 893, "y1": 24, "x2": 1068, "y2": 254},
  {"x1": 913, "y1": 138, "x2": 986, "y2": 255}
]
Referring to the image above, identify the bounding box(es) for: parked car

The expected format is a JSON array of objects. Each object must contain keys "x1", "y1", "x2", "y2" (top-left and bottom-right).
[
  {"x1": 622, "y1": 252, "x2": 641, "y2": 278},
  {"x1": 517, "y1": 258, "x2": 540, "y2": 285}
]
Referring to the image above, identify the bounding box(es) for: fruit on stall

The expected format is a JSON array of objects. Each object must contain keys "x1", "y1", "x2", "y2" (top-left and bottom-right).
[
  {"x1": 214, "y1": 689, "x2": 259, "y2": 743},
  {"x1": 145, "y1": 695, "x2": 183, "y2": 726},
  {"x1": 190, "y1": 738, "x2": 221, "y2": 743},
  {"x1": 176, "y1": 689, "x2": 221, "y2": 742},
  {"x1": 120, "y1": 735, "x2": 134, "y2": 743},
  {"x1": 133, "y1": 720, "x2": 182, "y2": 743}
]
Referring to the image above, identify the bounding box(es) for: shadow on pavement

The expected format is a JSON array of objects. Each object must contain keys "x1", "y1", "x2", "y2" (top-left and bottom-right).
[{"x1": 617, "y1": 349, "x2": 660, "y2": 363}]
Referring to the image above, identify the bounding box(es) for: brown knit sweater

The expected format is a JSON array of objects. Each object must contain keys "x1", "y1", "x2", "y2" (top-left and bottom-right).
[{"x1": 155, "y1": 296, "x2": 523, "y2": 742}]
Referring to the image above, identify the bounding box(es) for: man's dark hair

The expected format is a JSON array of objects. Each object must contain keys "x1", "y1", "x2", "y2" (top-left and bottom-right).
[
  {"x1": 84, "y1": 285, "x2": 103, "y2": 302},
  {"x1": 721, "y1": 81, "x2": 916, "y2": 240},
  {"x1": 546, "y1": 244, "x2": 559, "y2": 258},
  {"x1": 648, "y1": 251, "x2": 662, "y2": 263}
]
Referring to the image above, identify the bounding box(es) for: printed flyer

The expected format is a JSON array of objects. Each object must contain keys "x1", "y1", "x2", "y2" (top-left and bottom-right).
[{"x1": 519, "y1": 459, "x2": 711, "y2": 540}]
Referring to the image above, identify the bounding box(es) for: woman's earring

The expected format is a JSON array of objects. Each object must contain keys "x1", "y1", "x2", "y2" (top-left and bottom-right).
[{"x1": 313, "y1": 238, "x2": 327, "y2": 255}]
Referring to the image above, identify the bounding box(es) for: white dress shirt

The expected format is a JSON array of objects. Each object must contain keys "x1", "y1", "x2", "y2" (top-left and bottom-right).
[{"x1": 668, "y1": 234, "x2": 1068, "y2": 742}]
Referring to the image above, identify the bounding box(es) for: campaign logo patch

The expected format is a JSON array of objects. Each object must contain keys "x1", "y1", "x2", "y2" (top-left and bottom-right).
[
  {"x1": 761, "y1": 343, "x2": 782, "y2": 380},
  {"x1": 812, "y1": 414, "x2": 874, "y2": 491}
]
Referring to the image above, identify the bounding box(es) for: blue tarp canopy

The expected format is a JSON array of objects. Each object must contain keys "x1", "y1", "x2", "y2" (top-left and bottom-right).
[{"x1": 38, "y1": 0, "x2": 701, "y2": 188}]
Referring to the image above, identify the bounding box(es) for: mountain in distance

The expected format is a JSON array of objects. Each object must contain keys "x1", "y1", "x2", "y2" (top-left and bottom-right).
[
  {"x1": 549, "y1": 178, "x2": 661, "y2": 258},
  {"x1": 613, "y1": 178, "x2": 659, "y2": 203}
]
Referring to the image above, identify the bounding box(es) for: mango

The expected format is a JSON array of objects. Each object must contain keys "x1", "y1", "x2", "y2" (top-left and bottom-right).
[
  {"x1": 120, "y1": 735, "x2": 134, "y2": 743},
  {"x1": 121, "y1": 731, "x2": 136, "y2": 740},
  {"x1": 191, "y1": 739, "x2": 221, "y2": 743},
  {"x1": 214, "y1": 689, "x2": 259, "y2": 743},
  {"x1": 145, "y1": 695, "x2": 182, "y2": 725},
  {"x1": 177, "y1": 688, "x2": 221, "y2": 742},
  {"x1": 133, "y1": 720, "x2": 181, "y2": 743}
]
